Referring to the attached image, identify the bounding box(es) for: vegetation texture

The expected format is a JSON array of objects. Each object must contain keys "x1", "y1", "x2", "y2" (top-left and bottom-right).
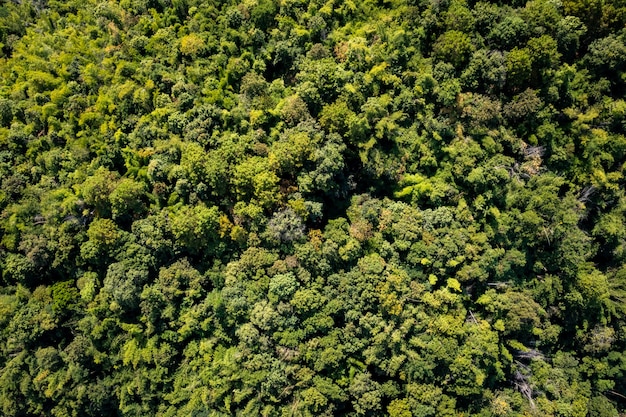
[{"x1": 1, "y1": 0, "x2": 626, "y2": 415}]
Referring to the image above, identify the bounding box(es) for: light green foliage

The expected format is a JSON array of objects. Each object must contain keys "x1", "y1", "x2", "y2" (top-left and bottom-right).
[
  {"x1": 506, "y1": 47, "x2": 534, "y2": 91},
  {"x1": 180, "y1": 33, "x2": 205, "y2": 57},
  {"x1": 109, "y1": 178, "x2": 148, "y2": 222},
  {"x1": 81, "y1": 167, "x2": 119, "y2": 217},
  {"x1": 433, "y1": 30, "x2": 475, "y2": 67},
  {"x1": 170, "y1": 203, "x2": 221, "y2": 255}
]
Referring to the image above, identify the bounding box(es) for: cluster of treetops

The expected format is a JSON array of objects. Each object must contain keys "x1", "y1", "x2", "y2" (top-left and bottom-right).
[{"x1": 1, "y1": 0, "x2": 626, "y2": 415}]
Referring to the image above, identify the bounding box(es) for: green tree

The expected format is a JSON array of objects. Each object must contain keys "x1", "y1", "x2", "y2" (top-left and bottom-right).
[
  {"x1": 432, "y1": 30, "x2": 475, "y2": 68},
  {"x1": 109, "y1": 178, "x2": 148, "y2": 224},
  {"x1": 81, "y1": 167, "x2": 119, "y2": 218}
]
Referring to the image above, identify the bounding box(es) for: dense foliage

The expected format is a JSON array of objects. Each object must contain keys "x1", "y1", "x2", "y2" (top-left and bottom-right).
[{"x1": 1, "y1": 0, "x2": 626, "y2": 415}]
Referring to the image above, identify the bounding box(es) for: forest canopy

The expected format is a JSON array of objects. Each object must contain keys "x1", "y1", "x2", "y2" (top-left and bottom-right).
[{"x1": 1, "y1": 0, "x2": 626, "y2": 415}]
